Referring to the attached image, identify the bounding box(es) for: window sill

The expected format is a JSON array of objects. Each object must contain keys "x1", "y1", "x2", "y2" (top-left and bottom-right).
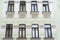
[
  {"x1": 18, "y1": 11, "x2": 27, "y2": 12},
  {"x1": 18, "y1": 11, "x2": 27, "y2": 14},
  {"x1": 18, "y1": 11, "x2": 27, "y2": 18},
  {"x1": 30, "y1": 37, "x2": 41, "y2": 40},
  {"x1": 42, "y1": 11, "x2": 51, "y2": 18},
  {"x1": 3, "y1": 37, "x2": 14, "y2": 40},
  {"x1": 44, "y1": 37, "x2": 54, "y2": 40},
  {"x1": 42, "y1": 11, "x2": 51, "y2": 12},
  {"x1": 6, "y1": 11, "x2": 15, "y2": 13},
  {"x1": 6, "y1": 11, "x2": 15, "y2": 18},
  {"x1": 16, "y1": 37, "x2": 27, "y2": 40},
  {"x1": 30, "y1": 11, "x2": 39, "y2": 14},
  {"x1": 30, "y1": 11, "x2": 39, "y2": 18}
]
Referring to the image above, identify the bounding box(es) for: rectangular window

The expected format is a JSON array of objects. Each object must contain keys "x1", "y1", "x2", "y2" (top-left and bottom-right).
[
  {"x1": 20, "y1": 1, "x2": 26, "y2": 12},
  {"x1": 44, "y1": 24, "x2": 52, "y2": 38},
  {"x1": 7, "y1": 1, "x2": 14, "y2": 12},
  {"x1": 5, "y1": 24, "x2": 13, "y2": 38},
  {"x1": 18, "y1": 24, "x2": 26, "y2": 38},
  {"x1": 31, "y1": 1, "x2": 38, "y2": 12},
  {"x1": 43, "y1": 1, "x2": 49, "y2": 12},
  {"x1": 32, "y1": 24, "x2": 39, "y2": 38}
]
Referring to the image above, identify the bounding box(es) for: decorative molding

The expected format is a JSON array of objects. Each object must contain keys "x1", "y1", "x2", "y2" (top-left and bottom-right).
[
  {"x1": 30, "y1": 11, "x2": 39, "y2": 18},
  {"x1": 1, "y1": 25, "x2": 6, "y2": 28},
  {"x1": 13, "y1": 25, "x2": 19, "y2": 29},
  {"x1": 3, "y1": 38, "x2": 14, "y2": 40},
  {"x1": 26, "y1": 25, "x2": 31, "y2": 29},
  {"x1": 44, "y1": 37, "x2": 54, "y2": 40},
  {"x1": 30, "y1": 38, "x2": 41, "y2": 40}
]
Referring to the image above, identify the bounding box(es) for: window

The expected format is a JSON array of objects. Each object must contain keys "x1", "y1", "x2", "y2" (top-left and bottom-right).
[
  {"x1": 18, "y1": 24, "x2": 26, "y2": 38},
  {"x1": 44, "y1": 24, "x2": 52, "y2": 38},
  {"x1": 20, "y1": 1, "x2": 26, "y2": 12},
  {"x1": 43, "y1": 1, "x2": 49, "y2": 12},
  {"x1": 32, "y1": 24, "x2": 39, "y2": 38},
  {"x1": 7, "y1": 1, "x2": 14, "y2": 12},
  {"x1": 31, "y1": 1, "x2": 38, "y2": 12},
  {"x1": 5, "y1": 24, "x2": 13, "y2": 38}
]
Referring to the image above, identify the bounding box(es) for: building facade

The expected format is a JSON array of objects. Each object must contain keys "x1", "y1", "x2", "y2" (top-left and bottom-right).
[{"x1": 0, "y1": 0, "x2": 56, "y2": 40}]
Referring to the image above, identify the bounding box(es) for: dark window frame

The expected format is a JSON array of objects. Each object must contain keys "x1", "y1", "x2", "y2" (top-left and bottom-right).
[
  {"x1": 32, "y1": 24, "x2": 39, "y2": 38},
  {"x1": 44, "y1": 24, "x2": 52, "y2": 38},
  {"x1": 7, "y1": 1, "x2": 14, "y2": 12},
  {"x1": 31, "y1": 1, "x2": 38, "y2": 12},
  {"x1": 19, "y1": 1, "x2": 26, "y2": 12},
  {"x1": 18, "y1": 24, "x2": 26, "y2": 38},
  {"x1": 5, "y1": 24, "x2": 13, "y2": 38},
  {"x1": 43, "y1": 1, "x2": 49, "y2": 12}
]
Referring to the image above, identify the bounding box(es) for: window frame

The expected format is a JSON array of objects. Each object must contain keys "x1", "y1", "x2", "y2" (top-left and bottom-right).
[
  {"x1": 44, "y1": 24, "x2": 52, "y2": 38},
  {"x1": 43, "y1": 1, "x2": 49, "y2": 12},
  {"x1": 7, "y1": 1, "x2": 14, "y2": 12},
  {"x1": 32, "y1": 24, "x2": 39, "y2": 38},
  {"x1": 19, "y1": 1, "x2": 26, "y2": 12},
  {"x1": 18, "y1": 24, "x2": 26, "y2": 38},
  {"x1": 31, "y1": 1, "x2": 38, "y2": 12},
  {"x1": 5, "y1": 24, "x2": 13, "y2": 38}
]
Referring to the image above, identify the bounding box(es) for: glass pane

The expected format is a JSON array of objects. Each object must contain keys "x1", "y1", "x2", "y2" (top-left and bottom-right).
[
  {"x1": 20, "y1": 5, "x2": 23, "y2": 11},
  {"x1": 35, "y1": 5, "x2": 37, "y2": 11},
  {"x1": 6, "y1": 30, "x2": 8, "y2": 38},
  {"x1": 45, "y1": 29, "x2": 48, "y2": 38},
  {"x1": 32, "y1": 29, "x2": 35, "y2": 37},
  {"x1": 48, "y1": 29, "x2": 51, "y2": 37},
  {"x1": 36, "y1": 29, "x2": 38, "y2": 38},
  {"x1": 8, "y1": 4, "x2": 14, "y2": 11},
  {"x1": 32, "y1": 5, "x2": 34, "y2": 11},
  {"x1": 23, "y1": 5, "x2": 26, "y2": 11},
  {"x1": 46, "y1": 5, "x2": 49, "y2": 11},
  {"x1": 10, "y1": 29, "x2": 12, "y2": 38},
  {"x1": 23, "y1": 31, "x2": 25, "y2": 37},
  {"x1": 20, "y1": 31, "x2": 21, "y2": 37},
  {"x1": 11, "y1": 5, "x2": 14, "y2": 11},
  {"x1": 20, "y1": 4, "x2": 26, "y2": 11},
  {"x1": 43, "y1": 6, "x2": 45, "y2": 11}
]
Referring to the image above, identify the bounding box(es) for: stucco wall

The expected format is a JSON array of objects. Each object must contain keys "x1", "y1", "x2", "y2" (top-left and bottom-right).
[{"x1": 0, "y1": 0, "x2": 59, "y2": 40}]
